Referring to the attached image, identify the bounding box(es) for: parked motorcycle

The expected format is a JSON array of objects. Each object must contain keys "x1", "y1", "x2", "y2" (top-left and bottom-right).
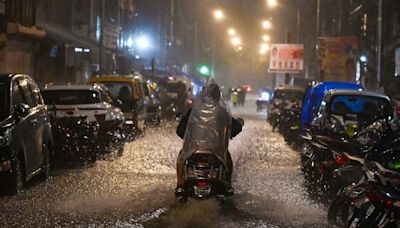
[
  {"x1": 328, "y1": 153, "x2": 400, "y2": 227},
  {"x1": 281, "y1": 102, "x2": 302, "y2": 146},
  {"x1": 52, "y1": 116, "x2": 99, "y2": 164},
  {"x1": 301, "y1": 119, "x2": 392, "y2": 199}
]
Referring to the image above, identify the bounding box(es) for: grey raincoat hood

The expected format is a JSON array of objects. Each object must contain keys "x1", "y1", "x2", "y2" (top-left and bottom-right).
[{"x1": 178, "y1": 79, "x2": 232, "y2": 168}]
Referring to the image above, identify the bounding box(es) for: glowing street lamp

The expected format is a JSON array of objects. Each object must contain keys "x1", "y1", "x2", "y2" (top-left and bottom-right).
[
  {"x1": 262, "y1": 20, "x2": 272, "y2": 30},
  {"x1": 135, "y1": 35, "x2": 151, "y2": 50},
  {"x1": 214, "y1": 9, "x2": 225, "y2": 21},
  {"x1": 259, "y1": 48, "x2": 267, "y2": 55},
  {"x1": 260, "y1": 43, "x2": 270, "y2": 51},
  {"x1": 237, "y1": 46, "x2": 243, "y2": 52},
  {"x1": 262, "y1": 34, "x2": 270, "y2": 42},
  {"x1": 231, "y1": 37, "x2": 241, "y2": 46},
  {"x1": 228, "y1": 28, "x2": 236, "y2": 36},
  {"x1": 267, "y1": 0, "x2": 278, "y2": 8}
]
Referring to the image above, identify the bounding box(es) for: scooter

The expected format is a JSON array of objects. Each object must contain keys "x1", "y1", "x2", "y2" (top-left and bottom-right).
[{"x1": 181, "y1": 150, "x2": 233, "y2": 200}]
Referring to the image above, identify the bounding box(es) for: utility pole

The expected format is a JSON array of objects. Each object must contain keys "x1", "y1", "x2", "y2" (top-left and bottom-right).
[
  {"x1": 194, "y1": 3, "x2": 198, "y2": 67},
  {"x1": 297, "y1": 7, "x2": 301, "y2": 43},
  {"x1": 99, "y1": 0, "x2": 105, "y2": 72},
  {"x1": 316, "y1": 0, "x2": 320, "y2": 37},
  {"x1": 166, "y1": 0, "x2": 175, "y2": 70},
  {"x1": 376, "y1": 0, "x2": 383, "y2": 90},
  {"x1": 211, "y1": 36, "x2": 216, "y2": 77},
  {"x1": 316, "y1": 0, "x2": 321, "y2": 81}
]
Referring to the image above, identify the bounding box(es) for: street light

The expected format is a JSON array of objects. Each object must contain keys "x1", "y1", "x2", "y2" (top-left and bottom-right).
[
  {"x1": 262, "y1": 20, "x2": 272, "y2": 29},
  {"x1": 267, "y1": 0, "x2": 278, "y2": 8},
  {"x1": 259, "y1": 48, "x2": 267, "y2": 55},
  {"x1": 231, "y1": 37, "x2": 241, "y2": 46},
  {"x1": 228, "y1": 28, "x2": 236, "y2": 36},
  {"x1": 214, "y1": 9, "x2": 225, "y2": 21},
  {"x1": 262, "y1": 34, "x2": 270, "y2": 42},
  {"x1": 237, "y1": 46, "x2": 243, "y2": 51},
  {"x1": 135, "y1": 35, "x2": 152, "y2": 50},
  {"x1": 260, "y1": 43, "x2": 270, "y2": 51}
]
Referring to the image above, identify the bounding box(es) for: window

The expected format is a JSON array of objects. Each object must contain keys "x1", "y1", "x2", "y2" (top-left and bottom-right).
[
  {"x1": 6, "y1": 0, "x2": 36, "y2": 26},
  {"x1": 328, "y1": 95, "x2": 392, "y2": 120},
  {"x1": 100, "y1": 82, "x2": 133, "y2": 102},
  {"x1": 0, "y1": 0, "x2": 5, "y2": 33},
  {"x1": 99, "y1": 89, "x2": 113, "y2": 104},
  {"x1": 42, "y1": 90, "x2": 100, "y2": 105}
]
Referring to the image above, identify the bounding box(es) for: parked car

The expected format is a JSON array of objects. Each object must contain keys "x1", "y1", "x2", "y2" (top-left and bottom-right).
[
  {"x1": 311, "y1": 90, "x2": 393, "y2": 135},
  {"x1": 0, "y1": 73, "x2": 53, "y2": 193},
  {"x1": 143, "y1": 82, "x2": 162, "y2": 125},
  {"x1": 256, "y1": 87, "x2": 273, "y2": 112},
  {"x1": 89, "y1": 75, "x2": 147, "y2": 135},
  {"x1": 42, "y1": 84, "x2": 125, "y2": 156},
  {"x1": 300, "y1": 81, "x2": 364, "y2": 138}
]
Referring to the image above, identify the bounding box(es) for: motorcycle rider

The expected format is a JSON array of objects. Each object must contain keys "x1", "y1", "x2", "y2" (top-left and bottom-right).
[{"x1": 175, "y1": 80, "x2": 243, "y2": 197}]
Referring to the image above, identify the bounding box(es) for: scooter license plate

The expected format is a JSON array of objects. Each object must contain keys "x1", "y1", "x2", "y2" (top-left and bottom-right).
[
  {"x1": 366, "y1": 204, "x2": 375, "y2": 216},
  {"x1": 194, "y1": 186, "x2": 211, "y2": 196}
]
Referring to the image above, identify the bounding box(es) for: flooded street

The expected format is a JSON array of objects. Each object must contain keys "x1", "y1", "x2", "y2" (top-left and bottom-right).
[{"x1": 0, "y1": 97, "x2": 331, "y2": 227}]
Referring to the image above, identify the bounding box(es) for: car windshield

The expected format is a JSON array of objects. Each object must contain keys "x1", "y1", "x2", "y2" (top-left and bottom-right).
[
  {"x1": 100, "y1": 82, "x2": 134, "y2": 102},
  {"x1": 42, "y1": 90, "x2": 100, "y2": 105},
  {"x1": 274, "y1": 90, "x2": 304, "y2": 100},
  {"x1": 0, "y1": 83, "x2": 9, "y2": 121},
  {"x1": 328, "y1": 95, "x2": 392, "y2": 118}
]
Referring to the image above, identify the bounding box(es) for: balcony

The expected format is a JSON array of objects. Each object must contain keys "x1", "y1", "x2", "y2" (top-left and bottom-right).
[{"x1": 6, "y1": 22, "x2": 46, "y2": 39}]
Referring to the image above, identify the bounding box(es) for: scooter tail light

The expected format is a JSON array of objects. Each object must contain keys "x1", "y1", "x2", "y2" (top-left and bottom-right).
[
  {"x1": 335, "y1": 155, "x2": 349, "y2": 166},
  {"x1": 198, "y1": 182, "x2": 207, "y2": 187},
  {"x1": 385, "y1": 199, "x2": 393, "y2": 207}
]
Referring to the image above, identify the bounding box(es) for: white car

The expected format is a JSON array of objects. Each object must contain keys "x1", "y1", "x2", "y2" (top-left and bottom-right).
[{"x1": 42, "y1": 84, "x2": 125, "y2": 133}]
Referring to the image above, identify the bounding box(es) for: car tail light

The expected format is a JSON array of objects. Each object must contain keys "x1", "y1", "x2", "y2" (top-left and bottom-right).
[
  {"x1": 95, "y1": 114, "x2": 106, "y2": 122},
  {"x1": 335, "y1": 155, "x2": 349, "y2": 165}
]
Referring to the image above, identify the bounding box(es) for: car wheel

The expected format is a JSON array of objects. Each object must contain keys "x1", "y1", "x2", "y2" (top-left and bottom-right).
[
  {"x1": 41, "y1": 145, "x2": 51, "y2": 180},
  {"x1": 11, "y1": 155, "x2": 25, "y2": 193}
]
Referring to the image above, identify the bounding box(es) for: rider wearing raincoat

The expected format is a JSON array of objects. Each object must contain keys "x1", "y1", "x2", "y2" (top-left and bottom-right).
[{"x1": 175, "y1": 79, "x2": 243, "y2": 196}]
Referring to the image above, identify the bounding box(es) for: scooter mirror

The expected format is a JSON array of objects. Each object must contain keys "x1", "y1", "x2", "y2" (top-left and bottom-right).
[{"x1": 236, "y1": 118, "x2": 244, "y2": 127}]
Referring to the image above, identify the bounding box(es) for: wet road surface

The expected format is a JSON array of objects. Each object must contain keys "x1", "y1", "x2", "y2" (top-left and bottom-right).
[{"x1": 0, "y1": 96, "x2": 333, "y2": 227}]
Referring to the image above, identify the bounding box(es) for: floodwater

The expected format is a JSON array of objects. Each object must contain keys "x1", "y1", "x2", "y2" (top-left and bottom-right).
[{"x1": 0, "y1": 94, "x2": 332, "y2": 227}]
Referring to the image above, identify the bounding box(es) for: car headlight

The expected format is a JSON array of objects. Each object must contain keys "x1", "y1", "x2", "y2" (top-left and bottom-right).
[{"x1": 260, "y1": 92, "x2": 270, "y2": 101}]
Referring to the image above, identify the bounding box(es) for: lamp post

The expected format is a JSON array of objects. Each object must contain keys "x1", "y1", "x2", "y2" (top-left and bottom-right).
[
  {"x1": 211, "y1": 9, "x2": 225, "y2": 77},
  {"x1": 376, "y1": 0, "x2": 382, "y2": 90}
]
